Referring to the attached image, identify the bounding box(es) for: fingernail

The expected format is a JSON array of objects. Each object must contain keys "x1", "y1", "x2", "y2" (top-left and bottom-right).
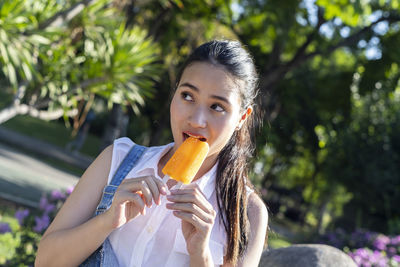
[
  {"x1": 160, "y1": 186, "x2": 167, "y2": 195},
  {"x1": 170, "y1": 189, "x2": 177, "y2": 194}
]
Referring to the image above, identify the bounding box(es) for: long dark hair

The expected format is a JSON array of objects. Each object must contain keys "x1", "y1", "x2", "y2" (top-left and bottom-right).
[{"x1": 176, "y1": 40, "x2": 260, "y2": 264}]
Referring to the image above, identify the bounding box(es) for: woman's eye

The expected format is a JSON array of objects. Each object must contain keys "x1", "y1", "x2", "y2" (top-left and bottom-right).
[
  {"x1": 211, "y1": 104, "x2": 225, "y2": 112},
  {"x1": 181, "y1": 92, "x2": 193, "y2": 101}
]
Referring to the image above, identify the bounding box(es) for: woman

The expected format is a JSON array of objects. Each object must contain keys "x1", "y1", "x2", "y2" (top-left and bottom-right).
[{"x1": 35, "y1": 40, "x2": 268, "y2": 267}]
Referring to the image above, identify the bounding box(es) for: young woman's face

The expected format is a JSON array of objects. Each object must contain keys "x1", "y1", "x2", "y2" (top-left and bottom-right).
[{"x1": 170, "y1": 62, "x2": 244, "y2": 162}]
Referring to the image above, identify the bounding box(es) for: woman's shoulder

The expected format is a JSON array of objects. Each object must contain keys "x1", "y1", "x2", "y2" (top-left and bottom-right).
[
  {"x1": 247, "y1": 192, "x2": 268, "y2": 226},
  {"x1": 111, "y1": 137, "x2": 171, "y2": 159},
  {"x1": 113, "y1": 137, "x2": 135, "y2": 152},
  {"x1": 243, "y1": 192, "x2": 268, "y2": 263},
  {"x1": 111, "y1": 137, "x2": 143, "y2": 162}
]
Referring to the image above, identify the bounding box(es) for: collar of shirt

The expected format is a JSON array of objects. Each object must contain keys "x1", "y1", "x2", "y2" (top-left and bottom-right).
[{"x1": 133, "y1": 142, "x2": 218, "y2": 200}]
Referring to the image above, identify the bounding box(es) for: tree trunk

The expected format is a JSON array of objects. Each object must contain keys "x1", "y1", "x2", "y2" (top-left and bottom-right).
[
  {"x1": 99, "y1": 103, "x2": 129, "y2": 151},
  {"x1": 316, "y1": 199, "x2": 329, "y2": 235}
]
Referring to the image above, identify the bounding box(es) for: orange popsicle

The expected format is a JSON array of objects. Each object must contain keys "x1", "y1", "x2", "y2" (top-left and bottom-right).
[{"x1": 162, "y1": 137, "x2": 209, "y2": 184}]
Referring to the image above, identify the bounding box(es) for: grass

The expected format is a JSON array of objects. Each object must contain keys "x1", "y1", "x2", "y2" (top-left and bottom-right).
[
  {"x1": 0, "y1": 198, "x2": 41, "y2": 266},
  {"x1": 268, "y1": 232, "x2": 292, "y2": 249},
  {"x1": 2, "y1": 115, "x2": 101, "y2": 158},
  {"x1": 0, "y1": 89, "x2": 13, "y2": 108},
  {"x1": 0, "y1": 90, "x2": 101, "y2": 158}
]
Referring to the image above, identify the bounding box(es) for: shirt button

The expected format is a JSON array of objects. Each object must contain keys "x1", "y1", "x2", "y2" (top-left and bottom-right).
[{"x1": 147, "y1": 226, "x2": 153, "y2": 233}]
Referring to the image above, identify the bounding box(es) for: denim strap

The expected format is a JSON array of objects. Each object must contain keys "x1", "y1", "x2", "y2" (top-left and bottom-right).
[
  {"x1": 95, "y1": 144, "x2": 147, "y2": 215},
  {"x1": 80, "y1": 143, "x2": 147, "y2": 267}
]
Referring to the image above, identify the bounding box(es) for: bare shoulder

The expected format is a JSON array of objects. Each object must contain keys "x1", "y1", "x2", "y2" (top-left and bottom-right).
[
  {"x1": 42, "y1": 145, "x2": 114, "y2": 239},
  {"x1": 247, "y1": 192, "x2": 268, "y2": 226},
  {"x1": 229, "y1": 193, "x2": 268, "y2": 267}
]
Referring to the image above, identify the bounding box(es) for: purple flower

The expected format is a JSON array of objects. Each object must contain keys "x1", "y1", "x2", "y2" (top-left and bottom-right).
[
  {"x1": 0, "y1": 222, "x2": 11, "y2": 234},
  {"x1": 15, "y1": 209, "x2": 30, "y2": 226},
  {"x1": 356, "y1": 248, "x2": 370, "y2": 259},
  {"x1": 387, "y1": 246, "x2": 397, "y2": 257},
  {"x1": 51, "y1": 189, "x2": 66, "y2": 201},
  {"x1": 33, "y1": 214, "x2": 50, "y2": 233},
  {"x1": 348, "y1": 251, "x2": 362, "y2": 265},
  {"x1": 349, "y1": 248, "x2": 389, "y2": 267},
  {"x1": 348, "y1": 229, "x2": 376, "y2": 248},
  {"x1": 373, "y1": 234, "x2": 390, "y2": 251},
  {"x1": 393, "y1": 255, "x2": 400, "y2": 262},
  {"x1": 390, "y1": 236, "x2": 400, "y2": 246},
  {"x1": 370, "y1": 250, "x2": 388, "y2": 267},
  {"x1": 39, "y1": 195, "x2": 55, "y2": 214}
]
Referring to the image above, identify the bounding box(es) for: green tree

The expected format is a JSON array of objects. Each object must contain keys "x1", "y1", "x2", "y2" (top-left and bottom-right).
[
  {"x1": 0, "y1": 0, "x2": 160, "y2": 126},
  {"x1": 112, "y1": 0, "x2": 239, "y2": 145},
  {"x1": 323, "y1": 64, "x2": 400, "y2": 233},
  {"x1": 112, "y1": 1, "x2": 400, "y2": 234},
  {"x1": 2, "y1": 0, "x2": 400, "y2": 235}
]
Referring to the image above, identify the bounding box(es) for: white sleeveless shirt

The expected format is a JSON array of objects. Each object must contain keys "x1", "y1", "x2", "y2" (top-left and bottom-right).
[{"x1": 107, "y1": 137, "x2": 239, "y2": 267}]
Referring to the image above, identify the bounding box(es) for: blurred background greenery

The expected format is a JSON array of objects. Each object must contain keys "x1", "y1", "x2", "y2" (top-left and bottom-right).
[{"x1": 1, "y1": 0, "x2": 400, "y2": 265}]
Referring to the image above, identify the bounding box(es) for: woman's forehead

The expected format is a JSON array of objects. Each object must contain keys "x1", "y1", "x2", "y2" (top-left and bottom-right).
[{"x1": 179, "y1": 62, "x2": 241, "y2": 97}]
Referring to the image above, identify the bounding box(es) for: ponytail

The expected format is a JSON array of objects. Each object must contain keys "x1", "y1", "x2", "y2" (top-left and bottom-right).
[{"x1": 216, "y1": 117, "x2": 254, "y2": 264}]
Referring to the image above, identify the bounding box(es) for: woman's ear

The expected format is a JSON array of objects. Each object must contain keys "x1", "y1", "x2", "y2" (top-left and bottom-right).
[{"x1": 236, "y1": 107, "x2": 253, "y2": 130}]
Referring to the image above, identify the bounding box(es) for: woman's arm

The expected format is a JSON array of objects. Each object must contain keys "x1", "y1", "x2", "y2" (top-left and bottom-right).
[
  {"x1": 35, "y1": 144, "x2": 167, "y2": 267},
  {"x1": 35, "y1": 145, "x2": 114, "y2": 267},
  {"x1": 223, "y1": 193, "x2": 268, "y2": 267}
]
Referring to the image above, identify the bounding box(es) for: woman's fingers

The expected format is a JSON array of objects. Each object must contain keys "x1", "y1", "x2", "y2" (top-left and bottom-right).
[
  {"x1": 167, "y1": 187, "x2": 214, "y2": 214},
  {"x1": 172, "y1": 211, "x2": 210, "y2": 232},
  {"x1": 119, "y1": 176, "x2": 166, "y2": 207},
  {"x1": 120, "y1": 179, "x2": 152, "y2": 207},
  {"x1": 142, "y1": 177, "x2": 160, "y2": 205},
  {"x1": 166, "y1": 202, "x2": 214, "y2": 224},
  {"x1": 173, "y1": 210, "x2": 203, "y2": 230},
  {"x1": 154, "y1": 177, "x2": 168, "y2": 196},
  {"x1": 143, "y1": 176, "x2": 167, "y2": 205},
  {"x1": 115, "y1": 191, "x2": 146, "y2": 215},
  {"x1": 106, "y1": 175, "x2": 168, "y2": 229},
  {"x1": 166, "y1": 184, "x2": 216, "y2": 232}
]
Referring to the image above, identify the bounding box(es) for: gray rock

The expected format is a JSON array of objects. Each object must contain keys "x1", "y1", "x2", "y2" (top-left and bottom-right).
[{"x1": 259, "y1": 244, "x2": 357, "y2": 267}]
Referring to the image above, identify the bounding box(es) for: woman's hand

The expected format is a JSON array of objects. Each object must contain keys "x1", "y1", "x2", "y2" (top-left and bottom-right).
[
  {"x1": 105, "y1": 176, "x2": 167, "y2": 230},
  {"x1": 166, "y1": 183, "x2": 216, "y2": 259}
]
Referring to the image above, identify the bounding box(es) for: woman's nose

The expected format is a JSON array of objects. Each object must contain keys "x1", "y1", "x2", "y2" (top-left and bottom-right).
[{"x1": 188, "y1": 107, "x2": 207, "y2": 128}]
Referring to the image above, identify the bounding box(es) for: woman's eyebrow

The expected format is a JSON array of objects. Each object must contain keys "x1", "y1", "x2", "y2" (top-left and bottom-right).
[
  {"x1": 179, "y1": 82, "x2": 231, "y2": 105},
  {"x1": 180, "y1": 82, "x2": 199, "y2": 91}
]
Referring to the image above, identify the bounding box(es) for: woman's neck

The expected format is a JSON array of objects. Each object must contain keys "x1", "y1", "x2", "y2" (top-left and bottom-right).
[{"x1": 192, "y1": 154, "x2": 218, "y2": 182}]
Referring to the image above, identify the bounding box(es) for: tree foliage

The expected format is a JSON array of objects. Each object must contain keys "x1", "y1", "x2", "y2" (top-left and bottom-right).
[
  {"x1": 1, "y1": 0, "x2": 400, "y2": 235},
  {"x1": 0, "y1": 0, "x2": 160, "y2": 125}
]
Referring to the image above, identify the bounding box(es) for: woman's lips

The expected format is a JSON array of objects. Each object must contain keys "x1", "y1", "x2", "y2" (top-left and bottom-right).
[{"x1": 182, "y1": 132, "x2": 207, "y2": 142}]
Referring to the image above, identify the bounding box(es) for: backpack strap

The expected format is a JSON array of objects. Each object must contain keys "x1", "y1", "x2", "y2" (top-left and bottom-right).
[{"x1": 94, "y1": 144, "x2": 147, "y2": 215}]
